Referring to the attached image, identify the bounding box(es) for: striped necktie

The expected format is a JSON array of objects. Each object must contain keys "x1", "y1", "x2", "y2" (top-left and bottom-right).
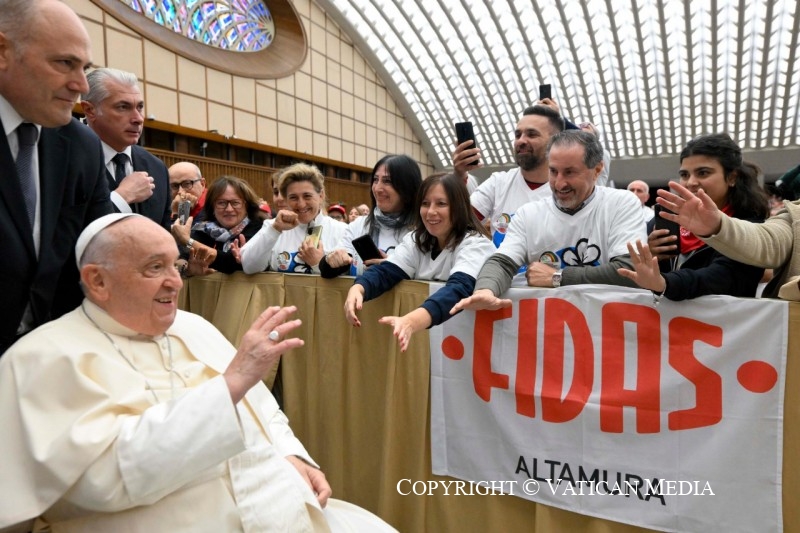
[{"x1": 16, "y1": 123, "x2": 38, "y2": 227}]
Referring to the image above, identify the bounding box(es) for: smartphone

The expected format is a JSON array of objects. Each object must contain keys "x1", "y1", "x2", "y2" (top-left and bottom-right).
[
  {"x1": 653, "y1": 205, "x2": 681, "y2": 256},
  {"x1": 539, "y1": 84, "x2": 552, "y2": 100},
  {"x1": 455, "y1": 121, "x2": 479, "y2": 166},
  {"x1": 352, "y1": 234, "x2": 383, "y2": 261},
  {"x1": 178, "y1": 200, "x2": 191, "y2": 224},
  {"x1": 304, "y1": 224, "x2": 323, "y2": 248}
]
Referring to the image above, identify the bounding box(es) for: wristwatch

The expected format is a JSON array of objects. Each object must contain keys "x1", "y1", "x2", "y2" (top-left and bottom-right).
[
  {"x1": 185, "y1": 238, "x2": 195, "y2": 252},
  {"x1": 552, "y1": 269, "x2": 563, "y2": 288}
]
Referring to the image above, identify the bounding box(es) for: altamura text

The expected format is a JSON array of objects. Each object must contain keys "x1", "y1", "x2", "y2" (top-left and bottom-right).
[{"x1": 516, "y1": 456, "x2": 714, "y2": 505}]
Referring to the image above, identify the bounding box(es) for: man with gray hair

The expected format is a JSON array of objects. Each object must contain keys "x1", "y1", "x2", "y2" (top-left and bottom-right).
[
  {"x1": 168, "y1": 161, "x2": 207, "y2": 224},
  {"x1": 0, "y1": 0, "x2": 113, "y2": 353},
  {"x1": 0, "y1": 213, "x2": 396, "y2": 532},
  {"x1": 82, "y1": 67, "x2": 171, "y2": 228},
  {"x1": 452, "y1": 130, "x2": 646, "y2": 313},
  {"x1": 627, "y1": 179, "x2": 655, "y2": 222}
]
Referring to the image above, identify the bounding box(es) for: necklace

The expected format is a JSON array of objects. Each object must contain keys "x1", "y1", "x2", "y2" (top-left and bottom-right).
[{"x1": 81, "y1": 303, "x2": 175, "y2": 403}]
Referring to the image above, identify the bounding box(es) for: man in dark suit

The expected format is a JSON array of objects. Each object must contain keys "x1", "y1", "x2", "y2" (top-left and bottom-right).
[
  {"x1": 81, "y1": 68, "x2": 171, "y2": 228},
  {"x1": 0, "y1": 0, "x2": 114, "y2": 354}
]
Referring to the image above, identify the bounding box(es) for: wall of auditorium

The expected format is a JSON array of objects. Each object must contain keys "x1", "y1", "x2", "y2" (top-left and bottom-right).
[{"x1": 65, "y1": 0, "x2": 436, "y2": 177}]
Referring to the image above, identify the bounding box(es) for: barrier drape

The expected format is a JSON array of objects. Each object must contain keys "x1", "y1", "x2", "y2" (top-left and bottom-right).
[{"x1": 179, "y1": 272, "x2": 800, "y2": 532}]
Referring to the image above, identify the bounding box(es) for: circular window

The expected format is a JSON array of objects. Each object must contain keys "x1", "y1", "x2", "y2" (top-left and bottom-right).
[{"x1": 92, "y1": 0, "x2": 307, "y2": 78}]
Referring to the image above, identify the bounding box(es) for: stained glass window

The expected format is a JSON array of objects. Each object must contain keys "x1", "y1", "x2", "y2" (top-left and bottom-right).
[{"x1": 120, "y1": 0, "x2": 274, "y2": 52}]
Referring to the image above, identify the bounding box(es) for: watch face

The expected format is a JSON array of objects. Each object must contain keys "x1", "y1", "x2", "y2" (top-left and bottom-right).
[{"x1": 552, "y1": 271, "x2": 562, "y2": 287}]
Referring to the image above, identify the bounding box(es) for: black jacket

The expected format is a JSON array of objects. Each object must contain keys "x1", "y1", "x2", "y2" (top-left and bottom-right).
[
  {"x1": 106, "y1": 144, "x2": 171, "y2": 229},
  {"x1": 0, "y1": 117, "x2": 113, "y2": 354},
  {"x1": 649, "y1": 218, "x2": 765, "y2": 301}
]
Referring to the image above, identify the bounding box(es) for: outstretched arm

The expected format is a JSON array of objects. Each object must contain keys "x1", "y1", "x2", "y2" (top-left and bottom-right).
[{"x1": 378, "y1": 309, "x2": 432, "y2": 353}]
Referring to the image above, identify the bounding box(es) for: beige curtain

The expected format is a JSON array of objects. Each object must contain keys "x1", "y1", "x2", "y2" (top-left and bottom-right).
[{"x1": 180, "y1": 272, "x2": 800, "y2": 532}]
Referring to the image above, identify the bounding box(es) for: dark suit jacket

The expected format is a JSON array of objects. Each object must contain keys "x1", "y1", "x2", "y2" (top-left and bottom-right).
[
  {"x1": 0, "y1": 117, "x2": 113, "y2": 354},
  {"x1": 107, "y1": 144, "x2": 171, "y2": 229}
]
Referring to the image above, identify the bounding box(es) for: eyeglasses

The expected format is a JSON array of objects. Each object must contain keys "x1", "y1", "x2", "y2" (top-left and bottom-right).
[
  {"x1": 170, "y1": 178, "x2": 202, "y2": 192},
  {"x1": 215, "y1": 199, "x2": 243, "y2": 209}
]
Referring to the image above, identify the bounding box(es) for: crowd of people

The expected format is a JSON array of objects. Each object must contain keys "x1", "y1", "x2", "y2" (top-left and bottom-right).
[{"x1": 2, "y1": 0, "x2": 800, "y2": 531}]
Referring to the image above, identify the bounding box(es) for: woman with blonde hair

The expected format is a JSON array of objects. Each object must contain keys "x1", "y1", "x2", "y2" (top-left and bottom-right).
[{"x1": 240, "y1": 163, "x2": 346, "y2": 274}]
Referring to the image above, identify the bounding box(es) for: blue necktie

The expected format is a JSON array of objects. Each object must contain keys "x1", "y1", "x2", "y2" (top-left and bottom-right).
[{"x1": 16, "y1": 123, "x2": 38, "y2": 227}]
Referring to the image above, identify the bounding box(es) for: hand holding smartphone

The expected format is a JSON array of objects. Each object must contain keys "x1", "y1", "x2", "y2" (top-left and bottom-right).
[
  {"x1": 653, "y1": 205, "x2": 681, "y2": 256},
  {"x1": 178, "y1": 200, "x2": 191, "y2": 224},
  {"x1": 455, "y1": 121, "x2": 479, "y2": 166},
  {"x1": 352, "y1": 235, "x2": 383, "y2": 261},
  {"x1": 304, "y1": 224, "x2": 323, "y2": 248}
]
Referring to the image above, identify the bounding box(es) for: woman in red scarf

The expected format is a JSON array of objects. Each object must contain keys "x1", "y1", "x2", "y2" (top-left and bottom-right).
[{"x1": 618, "y1": 133, "x2": 770, "y2": 300}]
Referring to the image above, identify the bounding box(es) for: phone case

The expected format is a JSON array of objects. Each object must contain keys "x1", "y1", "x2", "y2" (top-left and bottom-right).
[
  {"x1": 653, "y1": 206, "x2": 681, "y2": 255},
  {"x1": 455, "y1": 122, "x2": 479, "y2": 166},
  {"x1": 352, "y1": 235, "x2": 383, "y2": 261},
  {"x1": 178, "y1": 201, "x2": 191, "y2": 224},
  {"x1": 304, "y1": 225, "x2": 323, "y2": 248}
]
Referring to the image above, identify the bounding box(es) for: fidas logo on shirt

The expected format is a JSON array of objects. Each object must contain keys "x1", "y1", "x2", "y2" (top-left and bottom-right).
[{"x1": 276, "y1": 251, "x2": 313, "y2": 273}]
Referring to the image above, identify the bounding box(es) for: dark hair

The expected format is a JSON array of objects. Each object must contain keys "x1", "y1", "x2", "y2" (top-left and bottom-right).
[
  {"x1": 679, "y1": 133, "x2": 769, "y2": 220},
  {"x1": 413, "y1": 173, "x2": 489, "y2": 253},
  {"x1": 203, "y1": 175, "x2": 261, "y2": 222},
  {"x1": 547, "y1": 130, "x2": 604, "y2": 168},
  {"x1": 521, "y1": 105, "x2": 566, "y2": 134},
  {"x1": 366, "y1": 154, "x2": 422, "y2": 231}
]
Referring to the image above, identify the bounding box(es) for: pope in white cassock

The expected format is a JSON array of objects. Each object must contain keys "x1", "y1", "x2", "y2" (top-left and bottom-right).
[{"x1": 0, "y1": 213, "x2": 395, "y2": 533}]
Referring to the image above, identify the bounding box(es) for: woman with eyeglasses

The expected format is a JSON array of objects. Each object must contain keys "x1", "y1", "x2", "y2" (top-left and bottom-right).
[
  {"x1": 175, "y1": 175, "x2": 263, "y2": 274},
  {"x1": 320, "y1": 154, "x2": 423, "y2": 278},
  {"x1": 240, "y1": 163, "x2": 347, "y2": 274}
]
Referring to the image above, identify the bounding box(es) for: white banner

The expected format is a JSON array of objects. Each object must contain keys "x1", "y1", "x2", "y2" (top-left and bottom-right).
[{"x1": 430, "y1": 285, "x2": 787, "y2": 533}]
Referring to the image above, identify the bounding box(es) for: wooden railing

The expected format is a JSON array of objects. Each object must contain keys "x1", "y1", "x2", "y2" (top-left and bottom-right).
[{"x1": 147, "y1": 149, "x2": 371, "y2": 210}]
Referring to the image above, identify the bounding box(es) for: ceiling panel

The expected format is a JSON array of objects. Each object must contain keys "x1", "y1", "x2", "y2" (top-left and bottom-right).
[{"x1": 317, "y1": 0, "x2": 800, "y2": 181}]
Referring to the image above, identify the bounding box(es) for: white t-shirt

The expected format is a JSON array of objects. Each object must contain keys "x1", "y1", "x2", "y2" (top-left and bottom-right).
[
  {"x1": 240, "y1": 213, "x2": 346, "y2": 274},
  {"x1": 388, "y1": 232, "x2": 495, "y2": 281},
  {"x1": 337, "y1": 215, "x2": 410, "y2": 276},
  {"x1": 469, "y1": 167, "x2": 551, "y2": 247},
  {"x1": 497, "y1": 186, "x2": 647, "y2": 269},
  {"x1": 465, "y1": 174, "x2": 478, "y2": 195},
  {"x1": 640, "y1": 204, "x2": 655, "y2": 223}
]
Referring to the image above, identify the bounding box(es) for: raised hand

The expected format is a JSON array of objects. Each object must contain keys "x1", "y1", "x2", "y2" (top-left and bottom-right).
[
  {"x1": 272, "y1": 210, "x2": 299, "y2": 232},
  {"x1": 617, "y1": 240, "x2": 667, "y2": 293},
  {"x1": 224, "y1": 306, "x2": 304, "y2": 403},
  {"x1": 451, "y1": 139, "x2": 481, "y2": 179},
  {"x1": 656, "y1": 181, "x2": 723, "y2": 237}
]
